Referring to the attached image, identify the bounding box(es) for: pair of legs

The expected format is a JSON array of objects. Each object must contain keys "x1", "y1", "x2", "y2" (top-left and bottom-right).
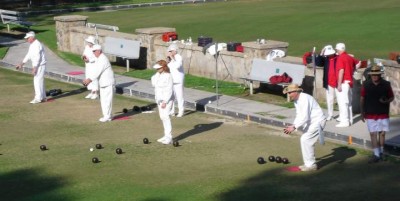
[
  {"x1": 171, "y1": 82, "x2": 184, "y2": 116},
  {"x1": 99, "y1": 85, "x2": 114, "y2": 122},
  {"x1": 367, "y1": 118, "x2": 389, "y2": 158},
  {"x1": 32, "y1": 64, "x2": 46, "y2": 102},
  {"x1": 158, "y1": 101, "x2": 173, "y2": 144},
  {"x1": 335, "y1": 82, "x2": 353, "y2": 126},
  {"x1": 300, "y1": 123, "x2": 321, "y2": 168}
]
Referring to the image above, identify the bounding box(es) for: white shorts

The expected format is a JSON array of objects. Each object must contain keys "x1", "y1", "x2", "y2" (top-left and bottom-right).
[{"x1": 366, "y1": 118, "x2": 390, "y2": 133}]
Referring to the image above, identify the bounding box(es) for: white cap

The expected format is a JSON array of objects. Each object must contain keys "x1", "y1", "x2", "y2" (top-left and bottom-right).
[
  {"x1": 85, "y1": 36, "x2": 96, "y2": 44},
  {"x1": 335, "y1": 43, "x2": 346, "y2": 51},
  {"x1": 24, "y1": 31, "x2": 35, "y2": 39},
  {"x1": 153, "y1": 63, "x2": 162, "y2": 69},
  {"x1": 167, "y1": 43, "x2": 178, "y2": 52},
  {"x1": 92, "y1": 44, "x2": 102, "y2": 51},
  {"x1": 323, "y1": 45, "x2": 336, "y2": 56}
]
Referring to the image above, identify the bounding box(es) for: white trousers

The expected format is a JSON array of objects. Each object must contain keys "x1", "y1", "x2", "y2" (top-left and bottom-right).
[
  {"x1": 325, "y1": 86, "x2": 335, "y2": 118},
  {"x1": 335, "y1": 82, "x2": 353, "y2": 124},
  {"x1": 171, "y1": 82, "x2": 185, "y2": 115},
  {"x1": 158, "y1": 101, "x2": 173, "y2": 139},
  {"x1": 300, "y1": 123, "x2": 320, "y2": 167},
  {"x1": 33, "y1": 64, "x2": 46, "y2": 101},
  {"x1": 85, "y1": 63, "x2": 99, "y2": 91},
  {"x1": 99, "y1": 85, "x2": 114, "y2": 119}
]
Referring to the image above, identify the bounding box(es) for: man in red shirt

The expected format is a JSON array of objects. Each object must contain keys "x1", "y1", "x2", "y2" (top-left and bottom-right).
[
  {"x1": 360, "y1": 65, "x2": 394, "y2": 163},
  {"x1": 335, "y1": 43, "x2": 360, "y2": 127}
]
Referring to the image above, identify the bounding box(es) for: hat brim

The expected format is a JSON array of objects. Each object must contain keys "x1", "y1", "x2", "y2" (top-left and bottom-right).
[
  {"x1": 282, "y1": 87, "x2": 303, "y2": 94},
  {"x1": 153, "y1": 64, "x2": 162, "y2": 69}
]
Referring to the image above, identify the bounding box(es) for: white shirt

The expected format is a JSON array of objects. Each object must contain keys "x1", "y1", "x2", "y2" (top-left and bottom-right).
[
  {"x1": 293, "y1": 93, "x2": 325, "y2": 129},
  {"x1": 23, "y1": 39, "x2": 46, "y2": 67},
  {"x1": 90, "y1": 53, "x2": 115, "y2": 87},
  {"x1": 151, "y1": 72, "x2": 173, "y2": 104},
  {"x1": 167, "y1": 54, "x2": 184, "y2": 84}
]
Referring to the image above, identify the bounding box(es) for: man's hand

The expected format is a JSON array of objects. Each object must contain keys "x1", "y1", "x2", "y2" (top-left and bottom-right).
[
  {"x1": 32, "y1": 67, "x2": 37, "y2": 75},
  {"x1": 82, "y1": 78, "x2": 92, "y2": 86},
  {"x1": 16, "y1": 63, "x2": 23, "y2": 70},
  {"x1": 284, "y1": 125, "x2": 295, "y2": 135},
  {"x1": 161, "y1": 102, "x2": 166, "y2": 109},
  {"x1": 337, "y1": 84, "x2": 342, "y2": 92}
]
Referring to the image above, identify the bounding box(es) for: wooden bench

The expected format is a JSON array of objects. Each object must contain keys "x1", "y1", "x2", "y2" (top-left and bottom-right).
[
  {"x1": 0, "y1": 9, "x2": 34, "y2": 32},
  {"x1": 86, "y1": 22, "x2": 119, "y2": 32},
  {"x1": 242, "y1": 58, "x2": 306, "y2": 96}
]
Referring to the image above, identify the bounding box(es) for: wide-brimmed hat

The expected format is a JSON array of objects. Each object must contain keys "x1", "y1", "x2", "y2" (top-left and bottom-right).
[
  {"x1": 85, "y1": 36, "x2": 96, "y2": 44},
  {"x1": 368, "y1": 65, "x2": 384, "y2": 75},
  {"x1": 92, "y1": 44, "x2": 102, "y2": 51},
  {"x1": 167, "y1": 43, "x2": 178, "y2": 52},
  {"x1": 282, "y1": 84, "x2": 303, "y2": 94},
  {"x1": 24, "y1": 31, "x2": 35, "y2": 39},
  {"x1": 323, "y1": 45, "x2": 336, "y2": 56},
  {"x1": 153, "y1": 63, "x2": 162, "y2": 69}
]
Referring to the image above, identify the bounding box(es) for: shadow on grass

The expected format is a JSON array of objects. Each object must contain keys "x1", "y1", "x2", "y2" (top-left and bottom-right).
[
  {"x1": 48, "y1": 87, "x2": 87, "y2": 100},
  {"x1": 174, "y1": 122, "x2": 223, "y2": 141},
  {"x1": 0, "y1": 167, "x2": 73, "y2": 201},
  {"x1": 217, "y1": 147, "x2": 400, "y2": 201}
]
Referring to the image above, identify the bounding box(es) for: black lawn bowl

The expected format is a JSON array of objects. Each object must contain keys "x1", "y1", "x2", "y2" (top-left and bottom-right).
[
  {"x1": 143, "y1": 138, "x2": 149, "y2": 144},
  {"x1": 95, "y1": 144, "x2": 102, "y2": 149},
  {"x1": 257, "y1": 157, "x2": 266, "y2": 164},
  {"x1": 173, "y1": 141, "x2": 179, "y2": 147},
  {"x1": 268, "y1": 155, "x2": 275, "y2": 162},
  {"x1": 116, "y1": 148, "x2": 123, "y2": 154},
  {"x1": 122, "y1": 108, "x2": 128, "y2": 114},
  {"x1": 133, "y1": 105, "x2": 141, "y2": 112},
  {"x1": 92, "y1": 157, "x2": 99, "y2": 163},
  {"x1": 282, "y1": 157, "x2": 289, "y2": 164},
  {"x1": 145, "y1": 106, "x2": 152, "y2": 111},
  {"x1": 275, "y1": 156, "x2": 282, "y2": 163},
  {"x1": 40, "y1": 145, "x2": 47, "y2": 151}
]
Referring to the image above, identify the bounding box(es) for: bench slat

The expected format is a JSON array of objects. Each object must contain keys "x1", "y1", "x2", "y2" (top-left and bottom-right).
[{"x1": 1, "y1": 9, "x2": 33, "y2": 32}]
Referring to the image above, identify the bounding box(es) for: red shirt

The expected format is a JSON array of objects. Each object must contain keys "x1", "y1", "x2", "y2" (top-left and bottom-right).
[
  {"x1": 327, "y1": 56, "x2": 337, "y2": 87},
  {"x1": 336, "y1": 52, "x2": 355, "y2": 87}
]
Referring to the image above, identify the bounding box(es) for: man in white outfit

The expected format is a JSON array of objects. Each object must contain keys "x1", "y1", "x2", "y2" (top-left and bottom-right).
[
  {"x1": 82, "y1": 35, "x2": 99, "y2": 99},
  {"x1": 16, "y1": 31, "x2": 47, "y2": 104},
  {"x1": 167, "y1": 43, "x2": 185, "y2": 117},
  {"x1": 283, "y1": 84, "x2": 326, "y2": 171},
  {"x1": 151, "y1": 60, "x2": 174, "y2": 145},
  {"x1": 83, "y1": 45, "x2": 115, "y2": 122}
]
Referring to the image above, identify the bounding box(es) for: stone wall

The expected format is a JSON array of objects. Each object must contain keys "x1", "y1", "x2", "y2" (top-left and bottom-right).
[{"x1": 54, "y1": 15, "x2": 400, "y2": 115}]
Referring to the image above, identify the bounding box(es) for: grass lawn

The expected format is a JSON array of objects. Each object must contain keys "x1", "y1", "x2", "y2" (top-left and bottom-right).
[{"x1": 1, "y1": 67, "x2": 400, "y2": 201}]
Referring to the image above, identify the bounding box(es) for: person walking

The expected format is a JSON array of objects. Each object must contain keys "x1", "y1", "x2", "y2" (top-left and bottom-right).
[
  {"x1": 360, "y1": 65, "x2": 394, "y2": 163},
  {"x1": 283, "y1": 84, "x2": 326, "y2": 171},
  {"x1": 151, "y1": 60, "x2": 174, "y2": 145},
  {"x1": 16, "y1": 31, "x2": 47, "y2": 104},
  {"x1": 82, "y1": 35, "x2": 99, "y2": 99},
  {"x1": 334, "y1": 43, "x2": 360, "y2": 127},
  {"x1": 83, "y1": 44, "x2": 115, "y2": 122},
  {"x1": 167, "y1": 43, "x2": 185, "y2": 117},
  {"x1": 320, "y1": 45, "x2": 337, "y2": 121}
]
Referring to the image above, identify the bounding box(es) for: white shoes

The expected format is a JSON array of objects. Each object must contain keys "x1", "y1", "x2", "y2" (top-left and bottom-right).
[
  {"x1": 30, "y1": 99, "x2": 41, "y2": 104},
  {"x1": 176, "y1": 113, "x2": 184, "y2": 118},
  {"x1": 299, "y1": 164, "x2": 318, "y2": 171},
  {"x1": 157, "y1": 136, "x2": 167, "y2": 142},
  {"x1": 335, "y1": 122, "x2": 350, "y2": 128},
  {"x1": 85, "y1": 93, "x2": 98, "y2": 99},
  {"x1": 157, "y1": 136, "x2": 172, "y2": 145},
  {"x1": 99, "y1": 117, "x2": 112, "y2": 122},
  {"x1": 90, "y1": 94, "x2": 98, "y2": 100},
  {"x1": 85, "y1": 93, "x2": 93, "y2": 99}
]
